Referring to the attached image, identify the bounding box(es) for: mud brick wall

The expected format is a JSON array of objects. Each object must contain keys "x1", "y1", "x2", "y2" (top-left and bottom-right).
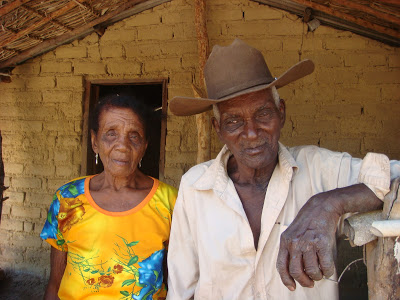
[{"x1": 0, "y1": 0, "x2": 399, "y2": 278}]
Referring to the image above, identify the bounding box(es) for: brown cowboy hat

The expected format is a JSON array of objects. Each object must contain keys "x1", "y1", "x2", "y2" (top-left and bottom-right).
[{"x1": 169, "y1": 38, "x2": 315, "y2": 116}]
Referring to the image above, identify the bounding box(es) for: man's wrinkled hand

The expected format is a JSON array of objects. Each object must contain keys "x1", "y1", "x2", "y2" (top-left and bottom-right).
[{"x1": 276, "y1": 193, "x2": 341, "y2": 291}]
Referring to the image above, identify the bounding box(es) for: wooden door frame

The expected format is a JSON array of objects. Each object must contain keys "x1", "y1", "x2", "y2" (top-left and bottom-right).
[{"x1": 81, "y1": 78, "x2": 168, "y2": 178}]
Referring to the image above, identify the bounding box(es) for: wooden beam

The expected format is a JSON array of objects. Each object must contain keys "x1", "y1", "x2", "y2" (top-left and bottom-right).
[
  {"x1": 288, "y1": 0, "x2": 400, "y2": 39},
  {"x1": 374, "y1": 0, "x2": 400, "y2": 5},
  {"x1": 0, "y1": 0, "x2": 87, "y2": 47},
  {"x1": 0, "y1": 0, "x2": 31, "y2": 17},
  {"x1": 194, "y1": 0, "x2": 211, "y2": 164},
  {"x1": 331, "y1": 0, "x2": 400, "y2": 27},
  {"x1": 252, "y1": 0, "x2": 400, "y2": 46},
  {"x1": 0, "y1": 0, "x2": 154, "y2": 69}
]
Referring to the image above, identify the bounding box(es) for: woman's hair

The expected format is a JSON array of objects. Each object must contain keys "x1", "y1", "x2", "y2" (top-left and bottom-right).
[{"x1": 90, "y1": 93, "x2": 152, "y2": 140}]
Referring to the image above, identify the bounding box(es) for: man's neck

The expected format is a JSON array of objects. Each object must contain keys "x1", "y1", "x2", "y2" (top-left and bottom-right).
[{"x1": 227, "y1": 155, "x2": 277, "y2": 190}]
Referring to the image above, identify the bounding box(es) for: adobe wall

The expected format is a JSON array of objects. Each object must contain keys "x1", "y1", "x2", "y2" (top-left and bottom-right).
[{"x1": 0, "y1": 0, "x2": 399, "y2": 278}]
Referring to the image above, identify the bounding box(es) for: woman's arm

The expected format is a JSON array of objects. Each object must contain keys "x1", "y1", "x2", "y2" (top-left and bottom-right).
[{"x1": 44, "y1": 247, "x2": 67, "y2": 300}]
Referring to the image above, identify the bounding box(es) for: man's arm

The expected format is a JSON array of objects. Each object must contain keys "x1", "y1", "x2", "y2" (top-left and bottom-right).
[
  {"x1": 276, "y1": 183, "x2": 382, "y2": 291},
  {"x1": 167, "y1": 186, "x2": 199, "y2": 300},
  {"x1": 44, "y1": 247, "x2": 67, "y2": 300}
]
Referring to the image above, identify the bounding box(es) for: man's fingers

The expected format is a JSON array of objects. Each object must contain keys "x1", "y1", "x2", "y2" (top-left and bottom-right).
[
  {"x1": 303, "y1": 249, "x2": 323, "y2": 281},
  {"x1": 276, "y1": 248, "x2": 296, "y2": 291},
  {"x1": 288, "y1": 251, "x2": 314, "y2": 288},
  {"x1": 317, "y1": 245, "x2": 335, "y2": 278}
]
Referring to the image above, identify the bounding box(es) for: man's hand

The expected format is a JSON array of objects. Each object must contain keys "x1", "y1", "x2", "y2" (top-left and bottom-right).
[{"x1": 276, "y1": 184, "x2": 382, "y2": 291}]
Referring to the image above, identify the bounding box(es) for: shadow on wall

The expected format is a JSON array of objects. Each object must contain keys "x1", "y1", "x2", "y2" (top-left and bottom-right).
[{"x1": 0, "y1": 269, "x2": 46, "y2": 300}]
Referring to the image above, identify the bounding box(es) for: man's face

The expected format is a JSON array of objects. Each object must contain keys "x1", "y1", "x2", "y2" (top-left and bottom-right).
[{"x1": 212, "y1": 88, "x2": 285, "y2": 170}]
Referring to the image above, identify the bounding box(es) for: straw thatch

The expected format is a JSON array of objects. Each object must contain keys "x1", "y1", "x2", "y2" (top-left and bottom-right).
[
  {"x1": 0, "y1": 0, "x2": 399, "y2": 73},
  {"x1": 0, "y1": 0, "x2": 168, "y2": 72}
]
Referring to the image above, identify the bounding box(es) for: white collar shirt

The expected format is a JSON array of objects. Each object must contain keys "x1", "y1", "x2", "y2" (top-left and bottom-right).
[{"x1": 167, "y1": 142, "x2": 397, "y2": 300}]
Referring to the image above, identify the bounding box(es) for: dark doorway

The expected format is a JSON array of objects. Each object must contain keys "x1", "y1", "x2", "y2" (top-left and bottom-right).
[{"x1": 82, "y1": 80, "x2": 168, "y2": 179}]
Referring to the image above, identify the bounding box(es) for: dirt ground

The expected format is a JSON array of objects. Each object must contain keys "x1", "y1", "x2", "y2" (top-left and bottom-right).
[{"x1": 0, "y1": 270, "x2": 46, "y2": 300}]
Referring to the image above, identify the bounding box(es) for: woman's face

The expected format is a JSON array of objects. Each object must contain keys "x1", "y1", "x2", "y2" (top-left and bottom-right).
[{"x1": 91, "y1": 106, "x2": 148, "y2": 178}]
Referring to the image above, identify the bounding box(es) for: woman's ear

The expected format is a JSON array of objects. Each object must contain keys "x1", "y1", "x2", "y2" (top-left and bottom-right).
[{"x1": 90, "y1": 130, "x2": 98, "y2": 154}]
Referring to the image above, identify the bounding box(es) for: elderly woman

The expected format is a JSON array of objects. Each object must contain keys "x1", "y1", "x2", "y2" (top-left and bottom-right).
[{"x1": 40, "y1": 93, "x2": 177, "y2": 300}]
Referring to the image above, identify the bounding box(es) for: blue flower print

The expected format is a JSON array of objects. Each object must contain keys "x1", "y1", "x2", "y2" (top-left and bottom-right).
[
  {"x1": 132, "y1": 249, "x2": 164, "y2": 300},
  {"x1": 40, "y1": 196, "x2": 60, "y2": 240}
]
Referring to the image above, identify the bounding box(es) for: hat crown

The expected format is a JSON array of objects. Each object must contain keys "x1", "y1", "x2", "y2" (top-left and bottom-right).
[{"x1": 204, "y1": 39, "x2": 274, "y2": 100}]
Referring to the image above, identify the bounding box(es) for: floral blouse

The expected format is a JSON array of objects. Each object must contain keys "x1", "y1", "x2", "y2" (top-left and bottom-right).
[{"x1": 40, "y1": 176, "x2": 177, "y2": 300}]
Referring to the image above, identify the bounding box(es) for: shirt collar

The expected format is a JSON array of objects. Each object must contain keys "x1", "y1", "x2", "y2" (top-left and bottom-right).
[{"x1": 192, "y1": 142, "x2": 298, "y2": 191}]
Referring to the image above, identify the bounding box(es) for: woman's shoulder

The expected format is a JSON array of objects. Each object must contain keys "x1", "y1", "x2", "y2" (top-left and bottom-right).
[
  {"x1": 55, "y1": 176, "x2": 90, "y2": 198},
  {"x1": 155, "y1": 179, "x2": 178, "y2": 196}
]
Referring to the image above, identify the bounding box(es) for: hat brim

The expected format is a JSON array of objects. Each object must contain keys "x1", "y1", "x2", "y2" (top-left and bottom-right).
[{"x1": 169, "y1": 59, "x2": 315, "y2": 116}]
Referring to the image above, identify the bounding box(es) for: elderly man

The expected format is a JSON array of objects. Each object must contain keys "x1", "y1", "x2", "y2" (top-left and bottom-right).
[{"x1": 166, "y1": 39, "x2": 400, "y2": 300}]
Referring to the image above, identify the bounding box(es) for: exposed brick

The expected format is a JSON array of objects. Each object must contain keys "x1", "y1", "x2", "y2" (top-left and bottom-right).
[
  {"x1": 1, "y1": 77, "x2": 25, "y2": 89},
  {"x1": 12, "y1": 63, "x2": 40, "y2": 75},
  {"x1": 42, "y1": 91, "x2": 72, "y2": 103},
  {"x1": 107, "y1": 61, "x2": 141, "y2": 74},
  {"x1": 73, "y1": 62, "x2": 106, "y2": 75},
  {"x1": 1, "y1": 203, "x2": 11, "y2": 215},
  {"x1": 0, "y1": 218, "x2": 23, "y2": 231},
  {"x1": 12, "y1": 177, "x2": 42, "y2": 189},
  {"x1": 325, "y1": 37, "x2": 367, "y2": 50},
  {"x1": 244, "y1": 7, "x2": 282, "y2": 20},
  {"x1": 3, "y1": 191, "x2": 25, "y2": 204},
  {"x1": 100, "y1": 29, "x2": 137, "y2": 42},
  {"x1": 0, "y1": 245, "x2": 24, "y2": 261},
  {"x1": 25, "y1": 165, "x2": 55, "y2": 177},
  {"x1": 361, "y1": 70, "x2": 400, "y2": 84},
  {"x1": 12, "y1": 206, "x2": 41, "y2": 219},
  {"x1": 344, "y1": 54, "x2": 387, "y2": 67},
  {"x1": 56, "y1": 46, "x2": 87, "y2": 59},
  {"x1": 100, "y1": 45, "x2": 123, "y2": 58},
  {"x1": 209, "y1": 8, "x2": 243, "y2": 21},
  {"x1": 24, "y1": 222, "x2": 34, "y2": 232},
  {"x1": 47, "y1": 179, "x2": 70, "y2": 191},
  {"x1": 161, "y1": 10, "x2": 194, "y2": 24},
  {"x1": 160, "y1": 41, "x2": 197, "y2": 55},
  {"x1": 137, "y1": 26, "x2": 173, "y2": 40},
  {"x1": 170, "y1": 72, "x2": 193, "y2": 85},
  {"x1": 55, "y1": 165, "x2": 81, "y2": 178},
  {"x1": 0, "y1": 120, "x2": 43, "y2": 133},
  {"x1": 25, "y1": 76, "x2": 55, "y2": 89},
  {"x1": 389, "y1": 55, "x2": 400, "y2": 68},
  {"x1": 55, "y1": 135, "x2": 81, "y2": 149},
  {"x1": 4, "y1": 163, "x2": 23, "y2": 174},
  {"x1": 125, "y1": 12, "x2": 161, "y2": 26},
  {"x1": 311, "y1": 54, "x2": 343, "y2": 68},
  {"x1": 145, "y1": 57, "x2": 181, "y2": 72},
  {"x1": 382, "y1": 84, "x2": 400, "y2": 102},
  {"x1": 165, "y1": 134, "x2": 181, "y2": 151},
  {"x1": 125, "y1": 42, "x2": 162, "y2": 57},
  {"x1": 87, "y1": 45, "x2": 101, "y2": 60},
  {"x1": 12, "y1": 232, "x2": 43, "y2": 248},
  {"x1": 283, "y1": 38, "x2": 323, "y2": 51},
  {"x1": 41, "y1": 61, "x2": 72, "y2": 73},
  {"x1": 44, "y1": 120, "x2": 75, "y2": 132},
  {"x1": 26, "y1": 192, "x2": 54, "y2": 205}
]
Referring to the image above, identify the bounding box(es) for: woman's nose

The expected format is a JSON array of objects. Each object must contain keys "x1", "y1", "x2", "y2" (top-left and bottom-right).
[{"x1": 115, "y1": 135, "x2": 129, "y2": 150}]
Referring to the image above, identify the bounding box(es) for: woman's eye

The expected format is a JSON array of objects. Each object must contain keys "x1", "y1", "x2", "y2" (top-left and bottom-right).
[
  {"x1": 130, "y1": 134, "x2": 139, "y2": 140},
  {"x1": 106, "y1": 130, "x2": 116, "y2": 137}
]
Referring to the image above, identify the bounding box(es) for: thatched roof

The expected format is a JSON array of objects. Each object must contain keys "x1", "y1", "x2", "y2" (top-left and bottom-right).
[
  {"x1": 0, "y1": 0, "x2": 169, "y2": 73},
  {"x1": 0, "y1": 0, "x2": 399, "y2": 74}
]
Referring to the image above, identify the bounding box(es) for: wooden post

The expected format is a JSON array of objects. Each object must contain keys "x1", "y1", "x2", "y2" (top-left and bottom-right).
[
  {"x1": 194, "y1": 0, "x2": 211, "y2": 164},
  {"x1": 366, "y1": 178, "x2": 400, "y2": 300},
  {"x1": 0, "y1": 130, "x2": 8, "y2": 224}
]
